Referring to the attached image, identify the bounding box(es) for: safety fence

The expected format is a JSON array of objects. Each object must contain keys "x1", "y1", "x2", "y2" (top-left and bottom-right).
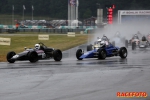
[
  {"x1": 0, "y1": 24, "x2": 97, "y2": 29},
  {"x1": 0, "y1": 24, "x2": 96, "y2": 34},
  {"x1": 0, "y1": 28, "x2": 89, "y2": 34}
]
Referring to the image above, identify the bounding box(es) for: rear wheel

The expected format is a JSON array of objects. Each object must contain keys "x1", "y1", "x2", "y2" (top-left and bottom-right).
[
  {"x1": 98, "y1": 49, "x2": 106, "y2": 59},
  {"x1": 53, "y1": 49, "x2": 62, "y2": 61},
  {"x1": 28, "y1": 51, "x2": 38, "y2": 63},
  {"x1": 119, "y1": 47, "x2": 127, "y2": 58},
  {"x1": 7, "y1": 51, "x2": 16, "y2": 63},
  {"x1": 132, "y1": 42, "x2": 136, "y2": 50},
  {"x1": 87, "y1": 44, "x2": 93, "y2": 51},
  {"x1": 76, "y1": 49, "x2": 83, "y2": 60}
]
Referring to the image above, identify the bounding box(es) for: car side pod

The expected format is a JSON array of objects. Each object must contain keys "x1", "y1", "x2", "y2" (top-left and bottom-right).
[{"x1": 119, "y1": 47, "x2": 128, "y2": 59}]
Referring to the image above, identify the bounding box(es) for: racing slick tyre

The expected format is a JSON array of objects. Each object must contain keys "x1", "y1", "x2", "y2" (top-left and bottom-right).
[
  {"x1": 53, "y1": 49, "x2": 62, "y2": 61},
  {"x1": 87, "y1": 44, "x2": 93, "y2": 51},
  {"x1": 28, "y1": 51, "x2": 38, "y2": 63},
  {"x1": 125, "y1": 40, "x2": 128, "y2": 48},
  {"x1": 98, "y1": 49, "x2": 106, "y2": 60},
  {"x1": 112, "y1": 41, "x2": 115, "y2": 46},
  {"x1": 76, "y1": 49, "x2": 83, "y2": 60},
  {"x1": 119, "y1": 47, "x2": 127, "y2": 58},
  {"x1": 132, "y1": 42, "x2": 136, "y2": 50},
  {"x1": 7, "y1": 51, "x2": 16, "y2": 63}
]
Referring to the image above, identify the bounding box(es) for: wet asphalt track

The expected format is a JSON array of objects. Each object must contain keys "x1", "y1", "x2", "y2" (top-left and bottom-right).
[{"x1": 0, "y1": 44, "x2": 150, "y2": 100}]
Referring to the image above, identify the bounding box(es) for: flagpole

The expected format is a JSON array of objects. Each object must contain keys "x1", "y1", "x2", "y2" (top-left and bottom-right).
[
  {"x1": 32, "y1": 8, "x2": 33, "y2": 20},
  {"x1": 32, "y1": 5, "x2": 33, "y2": 20},
  {"x1": 23, "y1": 5, "x2": 25, "y2": 21},
  {"x1": 12, "y1": 5, "x2": 14, "y2": 26},
  {"x1": 23, "y1": 5, "x2": 24, "y2": 21}
]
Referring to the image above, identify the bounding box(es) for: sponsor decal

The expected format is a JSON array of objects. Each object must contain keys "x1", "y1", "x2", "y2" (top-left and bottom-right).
[
  {"x1": 38, "y1": 35, "x2": 49, "y2": 40},
  {"x1": 84, "y1": 52, "x2": 89, "y2": 55},
  {"x1": 0, "y1": 37, "x2": 11, "y2": 45},
  {"x1": 121, "y1": 10, "x2": 150, "y2": 15},
  {"x1": 12, "y1": 55, "x2": 19, "y2": 58},
  {"x1": 67, "y1": 32, "x2": 75, "y2": 37}
]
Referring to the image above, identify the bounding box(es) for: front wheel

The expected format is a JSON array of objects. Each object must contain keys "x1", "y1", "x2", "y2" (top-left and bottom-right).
[
  {"x1": 28, "y1": 51, "x2": 38, "y2": 63},
  {"x1": 119, "y1": 47, "x2": 127, "y2": 58},
  {"x1": 53, "y1": 49, "x2": 62, "y2": 61},
  {"x1": 7, "y1": 51, "x2": 16, "y2": 63},
  {"x1": 132, "y1": 42, "x2": 136, "y2": 50},
  {"x1": 76, "y1": 49, "x2": 83, "y2": 60},
  {"x1": 98, "y1": 49, "x2": 106, "y2": 59}
]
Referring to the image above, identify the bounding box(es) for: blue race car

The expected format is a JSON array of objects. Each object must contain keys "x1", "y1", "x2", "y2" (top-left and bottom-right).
[{"x1": 76, "y1": 36, "x2": 127, "y2": 60}]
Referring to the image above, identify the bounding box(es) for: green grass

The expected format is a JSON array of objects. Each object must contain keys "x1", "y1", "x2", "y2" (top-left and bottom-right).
[{"x1": 0, "y1": 34, "x2": 88, "y2": 62}]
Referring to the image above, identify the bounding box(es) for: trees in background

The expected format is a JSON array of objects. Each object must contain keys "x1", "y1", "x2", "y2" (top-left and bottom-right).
[{"x1": 0, "y1": 0, "x2": 150, "y2": 20}]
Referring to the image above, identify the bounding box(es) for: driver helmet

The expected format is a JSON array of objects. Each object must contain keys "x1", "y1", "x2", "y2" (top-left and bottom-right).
[
  {"x1": 35, "y1": 44, "x2": 40, "y2": 50},
  {"x1": 102, "y1": 36, "x2": 107, "y2": 41}
]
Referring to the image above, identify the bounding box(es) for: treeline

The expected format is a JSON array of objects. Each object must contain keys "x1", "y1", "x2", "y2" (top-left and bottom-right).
[{"x1": 0, "y1": 0, "x2": 150, "y2": 20}]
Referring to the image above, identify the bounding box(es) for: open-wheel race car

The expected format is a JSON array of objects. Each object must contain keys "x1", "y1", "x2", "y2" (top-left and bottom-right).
[
  {"x1": 6, "y1": 42, "x2": 62, "y2": 63},
  {"x1": 129, "y1": 34, "x2": 140, "y2": 50},
  {"x1": 131, "y1": 35, "x2": 149, "y2": 50},
  {"x1": 138, "y1": 36, "x2": 149, "y2": 48},
  {"x1": 76, "y1": 36, "x2": 127, "y2": 60}
]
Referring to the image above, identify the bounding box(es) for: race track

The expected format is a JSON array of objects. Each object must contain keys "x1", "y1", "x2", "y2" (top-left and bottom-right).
[{"x1": 0, "y1": 44, "x2": 150, "y2": 100}]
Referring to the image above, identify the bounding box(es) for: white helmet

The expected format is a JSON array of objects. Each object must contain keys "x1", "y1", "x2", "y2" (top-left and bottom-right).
[{"x1": 35, "y1": 44, "x2": 40, "y2": 50}]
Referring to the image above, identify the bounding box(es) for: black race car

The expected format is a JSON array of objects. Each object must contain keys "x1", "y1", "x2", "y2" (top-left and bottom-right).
[{"x1": 6, "y1": 42, "x2": 62, "y2": 63}]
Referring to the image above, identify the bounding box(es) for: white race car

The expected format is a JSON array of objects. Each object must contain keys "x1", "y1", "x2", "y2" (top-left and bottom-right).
[{"x1": 139, "y1": 36, "x2": 149, "y2": 48}]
